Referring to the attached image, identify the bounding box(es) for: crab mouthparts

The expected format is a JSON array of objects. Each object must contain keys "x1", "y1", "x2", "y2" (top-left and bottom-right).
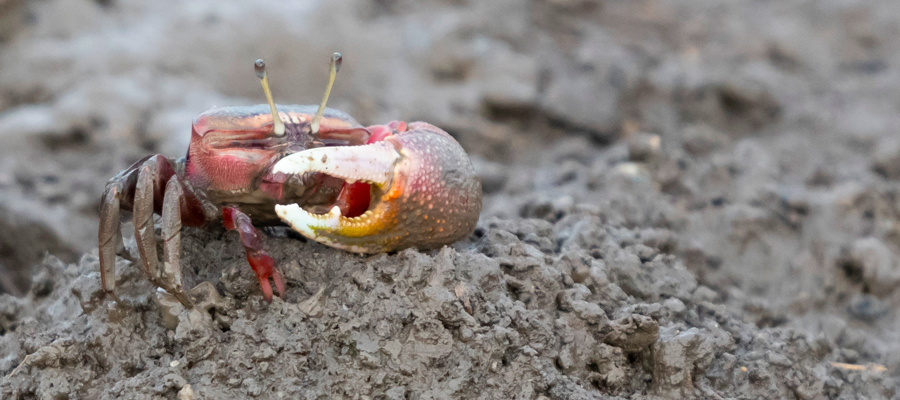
[{"x1": 270, "y1": 142, "x2": 401, "y2": 241}]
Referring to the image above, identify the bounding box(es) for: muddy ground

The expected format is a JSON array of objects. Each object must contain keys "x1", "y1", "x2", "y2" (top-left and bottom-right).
[{"x1": 1, "y1": 0, "x2": 900, "y2": 399}]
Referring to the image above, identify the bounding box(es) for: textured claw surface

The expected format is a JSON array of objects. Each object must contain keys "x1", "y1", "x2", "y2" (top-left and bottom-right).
[
  {"x1": 272, "y1": 142, "x2": 399, "y2": 187},
  {"x1": 274, "y1": 122, "x2": 482, "y2": 252}
]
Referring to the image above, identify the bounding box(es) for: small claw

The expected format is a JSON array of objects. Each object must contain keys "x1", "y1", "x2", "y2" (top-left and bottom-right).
[{"x1": 273, "y1": 122, "x2": 482, "y2": 253}]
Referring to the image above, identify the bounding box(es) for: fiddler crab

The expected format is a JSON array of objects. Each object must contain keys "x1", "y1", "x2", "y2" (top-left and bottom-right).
[{"x1": 99, "y1": 53, "x2": 482, "y2": 306}]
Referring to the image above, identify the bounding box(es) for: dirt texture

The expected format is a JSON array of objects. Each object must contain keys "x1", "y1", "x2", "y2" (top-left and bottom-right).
[{"x1": 2, "y1": 0, "x2": 900, "y2": 399}]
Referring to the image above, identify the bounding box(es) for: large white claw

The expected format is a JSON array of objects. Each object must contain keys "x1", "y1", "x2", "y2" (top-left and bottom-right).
[
  {"x1": 274, "y1": 204, "x2": 372, "y2": 253},
  {"x1": 275, "y1": 204, "x2": 340, "y2": 237},
  {"x1": 269, "y1": 122, "x2": 482, "y2": 254},
  {"x1": 271, "y1": 142, "x2": 400, "y2": 187}
]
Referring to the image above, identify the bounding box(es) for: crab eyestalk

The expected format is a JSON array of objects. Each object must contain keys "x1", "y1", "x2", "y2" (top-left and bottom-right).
[
  {"x1": 255, "y1": 59, "x2": 285, "y2": 136},
  {"x1": 311, "y1": 52, "x2": 342, "y2": 136}
]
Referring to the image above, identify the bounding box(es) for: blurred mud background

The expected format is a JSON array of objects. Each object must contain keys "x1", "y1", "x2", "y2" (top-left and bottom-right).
[{"x1": 2, "y1": 0, "x2": 900, "y2": 398}]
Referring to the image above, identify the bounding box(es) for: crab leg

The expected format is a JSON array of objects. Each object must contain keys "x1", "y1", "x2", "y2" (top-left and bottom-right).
[
  {"x1": 99, "y1": 154, "x2": 160, "y2": 300},
  {"x1": 222, "y1": 207, "x2": 285, "y2": 302},
  {"x1": 132, "y1": 156, "x2": 176, "y2": 288},
  {"x1": 99, "y1": 182, "x2": 125, "y2": 300},
  {"x1": 160, "y1": 176, "x2": 193, "y2": 306},
  {"x1": 99, "y1": 154, "x2": 206, "y2": 305}
]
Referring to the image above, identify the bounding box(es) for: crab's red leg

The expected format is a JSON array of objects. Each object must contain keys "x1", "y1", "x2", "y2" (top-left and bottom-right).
[{"x1": 222, "y1": 207, "x2": 285, "y2": 302}]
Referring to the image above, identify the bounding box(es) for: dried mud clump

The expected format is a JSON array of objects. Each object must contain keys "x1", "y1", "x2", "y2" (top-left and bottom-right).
[{"x1": 1, "y1": 213, "x2": 893, "y2": 399}]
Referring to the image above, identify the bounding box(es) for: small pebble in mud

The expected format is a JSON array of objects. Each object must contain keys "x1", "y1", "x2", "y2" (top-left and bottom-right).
[
  {"x1": 459, "y1": 327, "x2": 474, "y2": 342},
  {"x1": 242, "y1": 378, "x2": 263, "y2": 396},
  {"x1": 841, "y1": 237, "x2": 900, "y2": 296},
  {"x1": 604, "y1": 314, "x2": 659, "y2": 353},
  {"x1": 627, "y1": 132, "x2": 661, "y2": 162},
  {"x1": 682, "y1": 124, "x2": 728, "y2": 156},
  {"x1": 178, "y1": 384, "x2": 194, "y2": 400},
  {"x1": 662, "y1": 298, "x2": 686, "y2": 315},
  {"x1": 160, "y1": 373, "x2": 187, "y2": 391}
]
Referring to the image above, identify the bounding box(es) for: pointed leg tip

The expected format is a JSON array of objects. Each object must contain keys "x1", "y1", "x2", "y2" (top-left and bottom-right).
[
  {"x1": 174, "y1": 292, "x2": 194, "y2": 308},
  {"x1": 106, "y1": 290, "x2": 122, "y2": 304},
  {"x1": 259, "y1": 279, "x2": 274, "y2": 303},
  {"x1": 273, "y1": 270, "x2": 286, "y2": 297},
  {"x1": 227, "y1": 207, "x2": 286, "y2": 304}
]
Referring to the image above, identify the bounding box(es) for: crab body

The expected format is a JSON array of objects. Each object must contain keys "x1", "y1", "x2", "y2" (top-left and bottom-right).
[
  {"x1": 99, "y1": 101, "x2": 482, "y2": 305},
  {"x1": 186, "y1": 104, "x2": 363, "y2": 222}
]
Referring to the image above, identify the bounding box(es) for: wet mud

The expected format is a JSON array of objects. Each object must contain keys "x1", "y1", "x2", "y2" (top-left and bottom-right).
[{"x1": 2, "y1": 0, "x2": 900, "y2": 399}]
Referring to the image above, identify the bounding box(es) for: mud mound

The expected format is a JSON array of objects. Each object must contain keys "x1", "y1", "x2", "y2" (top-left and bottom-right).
[{"x1": 1, "y1": 210, "x2": 894, "y2": 399}]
